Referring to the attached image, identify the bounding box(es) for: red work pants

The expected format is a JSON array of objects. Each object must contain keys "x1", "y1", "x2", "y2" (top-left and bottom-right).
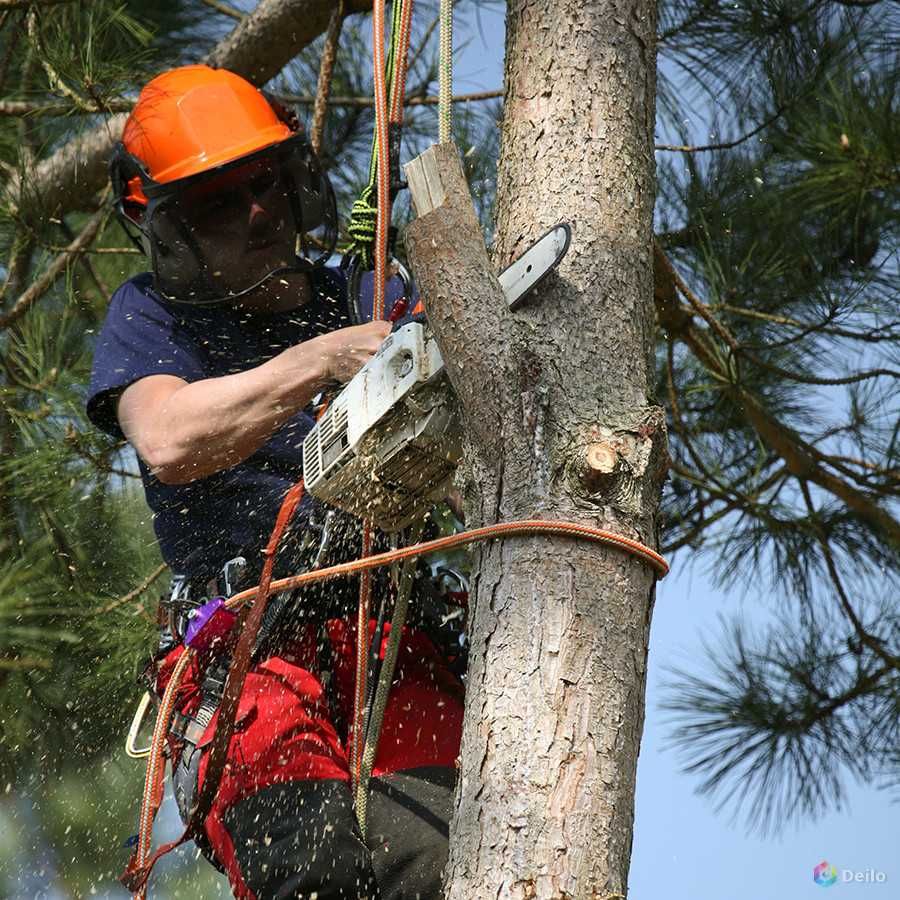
[{"x1": 158, "y1": 617, "x2": 464, "y2": 899}]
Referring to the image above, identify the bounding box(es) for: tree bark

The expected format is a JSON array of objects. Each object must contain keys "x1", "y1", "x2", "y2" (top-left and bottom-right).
[
  {"x1": 406, "y1": 2, "x2": 662, "y2": 897},
  {"x1": 7, "y1": 0, "x2": 370, "y2": 225}
]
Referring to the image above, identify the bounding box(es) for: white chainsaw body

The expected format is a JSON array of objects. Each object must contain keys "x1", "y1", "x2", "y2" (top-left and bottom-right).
[{"x1": 301, "y1": 322, "x2": 460, "y2": 531}]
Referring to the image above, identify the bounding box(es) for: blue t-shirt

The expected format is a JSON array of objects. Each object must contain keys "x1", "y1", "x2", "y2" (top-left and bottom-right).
[{"x1": 86, "y1": 265, "x2": 406, "y2": 580}]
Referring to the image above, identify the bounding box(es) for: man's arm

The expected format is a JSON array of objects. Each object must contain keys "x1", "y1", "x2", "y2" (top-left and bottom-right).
[{"x1": 118, "y1": 321, "x2": 391, "y2": 485}]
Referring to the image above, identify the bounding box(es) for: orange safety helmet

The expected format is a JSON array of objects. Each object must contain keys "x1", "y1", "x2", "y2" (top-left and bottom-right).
[{"x1": 110, "y1": 65, "x2": 337, "y2": 303}]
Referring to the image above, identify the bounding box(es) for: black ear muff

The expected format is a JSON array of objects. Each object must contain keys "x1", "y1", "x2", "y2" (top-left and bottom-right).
[{"x1": 261, "y1": 91, "x2": 301, "y2": 133}]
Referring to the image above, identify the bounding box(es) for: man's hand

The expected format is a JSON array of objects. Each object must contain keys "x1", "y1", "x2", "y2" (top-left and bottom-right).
[{"x1": 311, "y1": 321, "x2": 392, "y2": 384}]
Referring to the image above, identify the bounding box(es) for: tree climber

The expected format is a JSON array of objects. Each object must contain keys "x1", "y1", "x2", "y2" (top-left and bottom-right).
[{"x1": 87, "y1": 65, "x2": 464, "y2": 900}]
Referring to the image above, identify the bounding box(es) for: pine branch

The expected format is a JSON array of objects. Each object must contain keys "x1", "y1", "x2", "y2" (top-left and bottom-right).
[
  {"x1": 6, "y1": 0, "x2": 373, "y2": 225},
  {"x1": 800, "y1": 480, "x2": 900, "y2": 671},
  {"x1": 62, "y1": 424, "x2": 138, "y2": 479},
  {"x1": 278, "y1": 88, "x2": 504, "y2": 108},
  {"x1": 738, "y1": 349, "x2": 900, "y2": 387},
  {"x1": 199, "y1": 0, "x2": 244, "y2": 20},
  {"x1": 0, "y1": 10, "x2": 20, "y2": 98},
  {"x1": 310, "y1": 0, "x2": 344, "y2": 157},
  {"x1": 0, "y1": 205, "x2": 106, "y2": 329},
  {"x1": 31, "y1": 243, "x2": 139, "y2": 255},
  {"x1": 663, "y1": 620, "x2": 896, "y2": 831},
  {"x1": 98, "y1": 563, "x2": 167, "y2": 614},
  {"x1": 0, "y1": 88, "x2": 502, "y2": 119},
  {"x1": 715, "y1": 304, "x2": 900, "y2": 344},
  {"x1": 27, "y1": 8, "x2": 95, "y2": 112},
  {"x1": 0, "y1": 655, "x2": 51, "y2": 671},
  {"x1": 0, "y1": 97, "x2": 132, "y2": 116},
  {"x1": 1, "y1": 237, "x2": 35, "y2": 306},
  {"x1": 656, "y1": 105, "x2": 787, "y2": 153},
  {"x1": 655, "y1": 246, "x2": 900, "y2": 549},
  {"x1": 664, "y1": 462, "x2": 790, "y2": 554},
  {"x1": 58, "y1": 216, "x2": 110, "y2": 302},
  {"x1": 0, "y1": 0, "x2": 74, "y2": 8}
]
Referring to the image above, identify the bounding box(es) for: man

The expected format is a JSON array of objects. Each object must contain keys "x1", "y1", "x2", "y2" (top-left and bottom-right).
[{"x1": 87, "y1": 65, "x2": 464, "y2": 899}]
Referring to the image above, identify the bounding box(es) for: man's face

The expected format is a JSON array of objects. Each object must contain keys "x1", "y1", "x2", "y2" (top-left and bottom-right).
[{"x1": 151, "y1": 155, "x2": 298, "y2": 299}]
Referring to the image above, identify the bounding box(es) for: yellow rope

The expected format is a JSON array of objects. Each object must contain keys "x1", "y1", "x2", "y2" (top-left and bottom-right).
[{"x1": 438, "y1": 0, "x2": 453, "y2": 142}]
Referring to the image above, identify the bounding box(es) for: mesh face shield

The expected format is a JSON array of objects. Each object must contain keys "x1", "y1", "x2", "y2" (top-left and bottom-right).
[{"x1": 111, "y1": 133, "x2": 338, "y2": 305}]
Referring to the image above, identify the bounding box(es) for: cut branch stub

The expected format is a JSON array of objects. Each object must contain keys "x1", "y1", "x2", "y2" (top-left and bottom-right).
[
  {"x1": 582, "y1": 441, "x2": 620, "y2": 492},
  {"x1": 569, "y1": 411, "x2": 669, "y2": 523}
]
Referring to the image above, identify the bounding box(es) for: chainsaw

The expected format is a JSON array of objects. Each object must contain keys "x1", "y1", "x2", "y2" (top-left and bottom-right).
[{"x1": 302, "y1": 223, "x2": 571, "y2": 531}]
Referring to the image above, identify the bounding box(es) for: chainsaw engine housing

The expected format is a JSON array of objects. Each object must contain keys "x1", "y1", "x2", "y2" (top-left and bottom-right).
[{"x1": 302, "y1": 322, "x2": 461, "y2": 531}]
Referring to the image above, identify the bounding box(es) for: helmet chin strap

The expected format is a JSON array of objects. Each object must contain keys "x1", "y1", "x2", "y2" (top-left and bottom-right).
[{"x1": 156, "y1": 262, "x2": 307, "y2": 307}]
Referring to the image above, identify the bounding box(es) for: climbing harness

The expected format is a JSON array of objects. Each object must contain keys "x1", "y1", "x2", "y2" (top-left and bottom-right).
[{"x1": 123, "y1": 497, "x2": 668, "y2": 895}]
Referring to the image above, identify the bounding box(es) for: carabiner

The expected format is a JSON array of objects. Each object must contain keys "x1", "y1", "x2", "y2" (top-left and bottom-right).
[{"x1": 125, "y1": 691, "x2": 154, "y2": 759}]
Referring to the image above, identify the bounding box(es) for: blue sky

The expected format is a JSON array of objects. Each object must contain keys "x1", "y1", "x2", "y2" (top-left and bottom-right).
[{"x1": 452, "y1": 6, "x2": 896, "y2": 900}]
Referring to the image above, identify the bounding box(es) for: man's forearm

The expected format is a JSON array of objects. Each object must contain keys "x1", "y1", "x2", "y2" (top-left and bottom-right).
[
  {"x1": 119, "y1": 320, "x2": 391, "y2": 484},
  {"x1": 136, "y1": 342, "x2": 328, "y2": 484}
]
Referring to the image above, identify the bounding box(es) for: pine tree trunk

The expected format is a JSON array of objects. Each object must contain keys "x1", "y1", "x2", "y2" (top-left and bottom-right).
[{"x1": 411, "y1": 2, "x2": 663, "y2": 897}]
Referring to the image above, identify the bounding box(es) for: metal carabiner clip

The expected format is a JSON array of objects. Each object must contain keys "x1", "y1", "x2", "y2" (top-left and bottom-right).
[{"x1": 125, "y1": 691, "x2": 154, "y2": 759}]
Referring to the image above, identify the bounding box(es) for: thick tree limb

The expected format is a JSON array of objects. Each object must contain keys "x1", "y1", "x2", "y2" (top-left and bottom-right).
[
  {"x1": 205, "y1": 0, "x2": 369, "y2": 84},
  {"x1": 7, "y1": 0, "x2": 371, "y2": 225},
  {"x1": 405, "y1": 143, "x2": 512, "y2": 457}
]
